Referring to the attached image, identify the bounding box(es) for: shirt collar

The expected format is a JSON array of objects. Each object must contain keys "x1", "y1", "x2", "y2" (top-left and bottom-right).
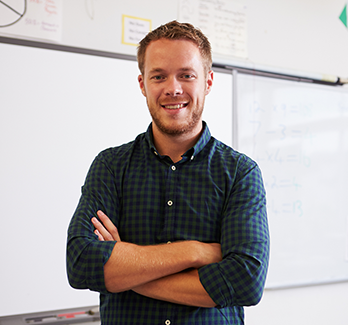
[
  {"x1": 191, "y1": 121, "x2": 211, "y2": 157},
  {"x1": 144, "y1": 121, "x2": 211, "y2": 159}
]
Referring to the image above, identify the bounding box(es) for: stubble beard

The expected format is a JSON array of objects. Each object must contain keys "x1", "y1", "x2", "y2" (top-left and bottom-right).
[{"x1": 148, "y1": 102, "x2": 204, "y2": 136}]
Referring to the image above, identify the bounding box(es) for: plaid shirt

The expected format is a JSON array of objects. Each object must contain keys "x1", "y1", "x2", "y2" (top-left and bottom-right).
[{"x1": 67, "y1": 122, "x2": 269, "y2": 325}]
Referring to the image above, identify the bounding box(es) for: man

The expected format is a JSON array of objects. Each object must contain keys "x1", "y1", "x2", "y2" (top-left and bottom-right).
[{"x1": 67, "y1": 21, "x2": 269, "y2": 324}]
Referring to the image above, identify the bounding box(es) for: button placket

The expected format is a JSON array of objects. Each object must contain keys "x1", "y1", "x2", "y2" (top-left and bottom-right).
[
  {"x1": 160, "y1": 161, "x2": 177, "y2": 241},
  {"x1": 166, "y1": 165, "x2": 176, "y2": 207}
]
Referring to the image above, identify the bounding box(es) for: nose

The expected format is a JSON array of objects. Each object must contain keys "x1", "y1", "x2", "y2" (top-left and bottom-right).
[{"x1": 164, "y1": 77, "x2": 183, "y2": 96}]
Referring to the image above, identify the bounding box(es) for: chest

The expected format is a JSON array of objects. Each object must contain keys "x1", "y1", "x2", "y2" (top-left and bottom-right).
[{"x1": 117, "y1": 158, "x2": 229, "y2": 244}]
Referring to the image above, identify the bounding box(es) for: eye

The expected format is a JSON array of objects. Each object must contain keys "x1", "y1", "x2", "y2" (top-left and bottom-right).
[
  {"x1": 182, "y1": 74, "x2": 195, "y2": 80},
  {"x1": 151, "y1": 75, "x2": 164, "y2": 81}
]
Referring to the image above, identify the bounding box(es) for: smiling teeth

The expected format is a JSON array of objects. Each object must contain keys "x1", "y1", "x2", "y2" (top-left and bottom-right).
[{"x1": 164, "y1": 104, "x2": 185, "y2": 109}]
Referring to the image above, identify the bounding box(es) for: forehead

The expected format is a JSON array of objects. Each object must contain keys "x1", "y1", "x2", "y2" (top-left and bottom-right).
[{"x1": 144, "y1": 39, "x2": 204, "y2": 74}]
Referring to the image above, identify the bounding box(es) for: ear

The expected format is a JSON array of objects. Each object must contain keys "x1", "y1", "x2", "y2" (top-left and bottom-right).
[
  {"x1": 138, "y1": 74, "x2": 146, "y2": 96},
  {"x1": 205, "y1": 70, "x2": 214, "y2": 95}
]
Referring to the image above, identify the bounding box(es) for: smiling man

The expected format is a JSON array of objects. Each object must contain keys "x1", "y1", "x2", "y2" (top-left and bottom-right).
[
  {"x1": 139, "y1": 38, "x2": 212, "y2": 140},
  {"x1": 67, "y1": 21, "x2": 270, "y2": 325}
]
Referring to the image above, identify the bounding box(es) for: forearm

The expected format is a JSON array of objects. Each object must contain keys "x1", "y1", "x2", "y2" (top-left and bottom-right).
[
  {"x1": 133, "y1": 269, "x2": 217, "y2": 308},
  {"x1": 104, "y1": 241, "x2": 220, "y2": 293}
]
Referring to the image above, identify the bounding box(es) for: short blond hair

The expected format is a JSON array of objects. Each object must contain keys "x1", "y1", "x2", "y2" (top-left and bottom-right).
[{"x1": 137, "y1": 20, "x2": 212, "y2": 75}]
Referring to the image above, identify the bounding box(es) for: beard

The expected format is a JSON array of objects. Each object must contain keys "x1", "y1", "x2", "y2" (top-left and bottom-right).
[{"x1": 148, "y1": 101, "x2": 204, "y2": 136}]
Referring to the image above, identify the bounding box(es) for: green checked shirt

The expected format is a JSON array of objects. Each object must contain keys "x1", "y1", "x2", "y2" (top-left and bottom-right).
[{"x1": 67, "y1": 122, "x2": 270, "y2": 325}]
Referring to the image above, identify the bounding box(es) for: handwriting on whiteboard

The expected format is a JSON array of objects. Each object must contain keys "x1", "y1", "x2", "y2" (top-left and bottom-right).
[
  {"x1": 238, "y1": 75, "x2": 348, "y2": 288},
  {"x1": 0, "y1": 0, "x2": 62, "y2": 42},
  {"x1": 238, "y1": 77, "x2": 348, "y2": 224}
]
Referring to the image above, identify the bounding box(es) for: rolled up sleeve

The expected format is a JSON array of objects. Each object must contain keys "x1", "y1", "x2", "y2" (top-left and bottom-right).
[
  {"x1": 198, "y1": 158, "x2": 270, "y2": 307},
  {"x1": 67, "y1": 235, "x2": 116, "y2": 293},
  {"x1": 66, "y1": 151, "x2": 120, "y2": 294}
]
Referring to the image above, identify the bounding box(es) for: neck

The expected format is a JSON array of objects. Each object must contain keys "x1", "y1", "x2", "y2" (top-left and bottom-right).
[{"x1": 152, "y1": 123, "x2": 203, "y2": 163}]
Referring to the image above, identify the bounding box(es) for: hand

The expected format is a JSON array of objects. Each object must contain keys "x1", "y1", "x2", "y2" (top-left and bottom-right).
[
  {"x1": 91, "y1": 210, "x2": 121, "y2": 242},
  {"x1": 91, "y1": 211, "x2": 221, "y2": 265},
  {"x1": 194, "y1": 242, "x2": 222, "y2": 268}
]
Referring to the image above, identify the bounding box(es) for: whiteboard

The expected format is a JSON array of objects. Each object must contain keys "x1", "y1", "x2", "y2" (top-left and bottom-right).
[
  {"x1": 237, "y1": 73, "x2": 348, "y2": 288},
  {"x1": 0, "y1": 41, "x2": 232, "y2": 316}
]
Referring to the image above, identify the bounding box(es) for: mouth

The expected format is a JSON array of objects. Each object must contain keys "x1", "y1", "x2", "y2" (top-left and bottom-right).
[{"x1": 161, "y1": 103, "x2": 188, "y2": 110}]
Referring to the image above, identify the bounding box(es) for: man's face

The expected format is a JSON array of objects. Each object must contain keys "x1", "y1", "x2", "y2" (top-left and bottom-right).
[{"x1": 138, "y1": 39, "x2": 213, "y2": 137}]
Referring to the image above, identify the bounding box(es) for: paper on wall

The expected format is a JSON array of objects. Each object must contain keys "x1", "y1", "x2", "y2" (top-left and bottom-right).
[{"x1": 178, "y1": 0, "x2": 248, "y2": 58}]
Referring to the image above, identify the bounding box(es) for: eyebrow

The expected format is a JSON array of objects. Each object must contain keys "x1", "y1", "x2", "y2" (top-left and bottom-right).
[
  {"x1": 148, "y1": 68, "x2": 165, "y2": 74},
  {"x1": 148, "y1": 67, "x2": 196, "y2": 74}
]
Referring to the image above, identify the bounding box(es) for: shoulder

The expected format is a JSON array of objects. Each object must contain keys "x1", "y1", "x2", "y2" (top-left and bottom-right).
[
  {"x1": 87, "y1": 133, "x2": 147, "y2": 175},
  {"x1": 206, "y1": 137, "x2": 265, "y2": 189},
  {"x1": 96, "y1": 132, "x2": 146, "y2": 162},
  {"x1": 208, "y1": 137, "x2": 258, "y2": 170}
]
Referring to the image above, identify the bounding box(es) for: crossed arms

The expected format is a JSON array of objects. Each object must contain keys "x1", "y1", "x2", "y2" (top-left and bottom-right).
[
  {"x1": 91, "y1": 210, "x2": 222, "y2": 308},
  {"x1": 67, "y1": 150, "x2": 270, "y2": 309}
]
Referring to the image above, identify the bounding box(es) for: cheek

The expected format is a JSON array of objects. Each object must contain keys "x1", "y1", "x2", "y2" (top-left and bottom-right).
[
  {"x1": 191, "y1": 87, "x2": 206, "y2": 103},
  {"x1": 191, "y1": 81, "x2": 206, "y2": 96},
  {"x1": 146, "y1": 86, "x2": 162, "y2": 100}
]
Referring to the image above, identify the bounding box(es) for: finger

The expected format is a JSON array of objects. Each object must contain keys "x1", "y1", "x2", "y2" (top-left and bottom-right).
[
  {"x1": 94, "y1": 229, "x2": 105, "y2": 241},
  {"x1": 111, "y1": 225, "x2": 121, "y2": 242},
  {"x1": 91, "y1": 216, "x2": 114, "y2": 241},
  {"x1": 96, "y1": 210, "x2": 121, "y2": 242}
]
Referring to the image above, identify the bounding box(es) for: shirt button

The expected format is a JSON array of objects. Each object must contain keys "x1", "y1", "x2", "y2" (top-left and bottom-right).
[
  {"x1": 171, "y1": 165, "x2": 176, "y2": 171},
  {"x1": 167, "y1": 200, "x2": 173, "y2": 206},
  {"x1": 165, "y1": 320, "x2": 171, "y2": 325}
]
